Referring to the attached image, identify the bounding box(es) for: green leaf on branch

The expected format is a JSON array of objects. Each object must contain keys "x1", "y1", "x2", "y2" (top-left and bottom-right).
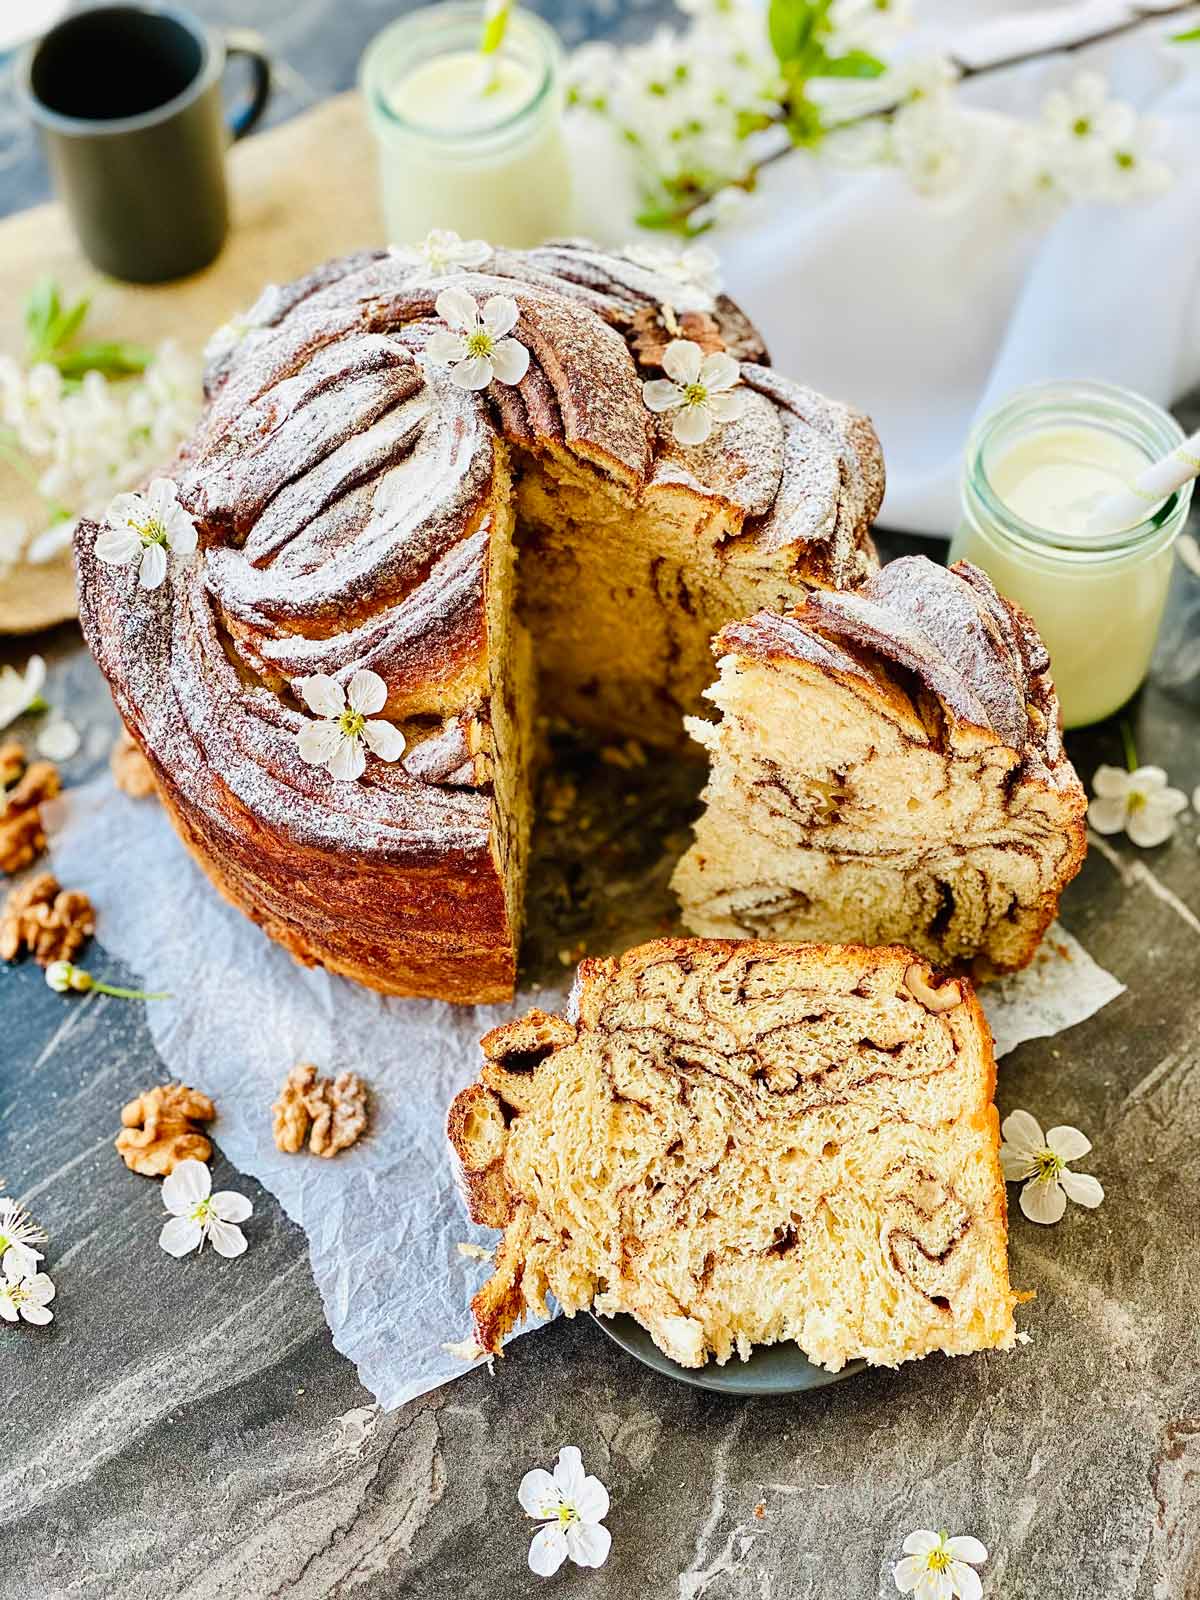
[
  {"x1": 1171, "y1": 26, "x2": 1200, "y2": 40},
  {"x1": 23, "y1": 278, "x2": 61, "y2": 353},
  {"x1": 768, "y1": 0, "x2": 832, "y2": 69},
  {"x1": 53, "y1": 341, "x2": 152, "y2": 380},
  {"x1": 819, "y1": 47, "x2": 886, "y2": 78}
]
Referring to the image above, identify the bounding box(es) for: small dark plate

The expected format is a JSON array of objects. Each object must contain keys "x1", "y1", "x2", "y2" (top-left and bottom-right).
[{"x1": 591, "y1": 1312, "x2": 867, "y2": 1394}]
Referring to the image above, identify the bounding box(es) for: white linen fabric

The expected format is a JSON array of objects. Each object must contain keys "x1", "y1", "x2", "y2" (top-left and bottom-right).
[{"x1": 568, "y1": 0, "x2": 1200, "y2": 534}]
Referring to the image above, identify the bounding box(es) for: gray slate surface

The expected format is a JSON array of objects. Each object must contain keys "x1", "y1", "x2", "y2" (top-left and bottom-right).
[{"x1": 2, "y1": 3, "x2": 1200, "y2": 1596}]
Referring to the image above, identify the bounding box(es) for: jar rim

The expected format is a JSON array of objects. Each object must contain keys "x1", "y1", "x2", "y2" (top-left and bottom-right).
[
  {"x1": 360, "y1": 2, "x2": 558, "y2": 147},
  {"x1": 962, "y1": 379, "x2": 1190, "y2": 565}
]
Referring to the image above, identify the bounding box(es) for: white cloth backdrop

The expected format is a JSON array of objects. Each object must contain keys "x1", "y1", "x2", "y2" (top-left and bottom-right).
[{"x1": 568, "y1": 0, "x2": 1200, "y2": 534}]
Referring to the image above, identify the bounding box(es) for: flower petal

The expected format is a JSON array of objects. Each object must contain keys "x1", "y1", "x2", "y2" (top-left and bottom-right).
[
  {"x1": 662, "y1": 339, "x2": 702, "y2": 386},
  {"x1": 1019, "y1": 1176, "x2": 1067, "y2": 1225},
  {"x1": 363, "y1": 720, "x2": 406, "y2": 762},
  {"x1": 481, "y1": 295, "x2": 519, "y2": 340},
  {"x1": 916, "y1": 1572, "x2": 953, "y2": 1600},
  {"x1": 211, "y1": 1190, "x2": 253, "y2": 1224},
  {"x1": 159, "y1": 1215, "x2": 203, "y2": 1257},
  {"x1": 528, "y1": 1524, "x2": 568, "y2": 1577},
  {"x1": 207, "y1": 1218, "x2": 248, "y2": 1258},
  {"x1": 327, "y1": 736, "x2": 367, "y2": 783},
  {"x1": 698, "y1": 352, "x2": 741, "y2": 392},
  {"x1": 299, "y1": 674, "x2": 345, "y2": 718},
  {"x1": 166, "y1": 511, "x2": 198, "y2": 558},
  {"x1": 426, "y1": 330, "x2": 468, "y2": 366},
  {"x1": 449, "y1": 355, "x2": 495, "y2": 391},
  {"x1": 672, "y1": 403, "x2": 713, "y2": 447},
  {"x1": 435, "y1": 285, "x2": 480, "y2": 334},
  {"x1": 0, "y1": 1297, "x2": 17, "y2": 1322},
  {"x1": 574, "y1": 1474, "x2": 610, "y2": 1523},
  {"x1": 566, "y1": 1519, "x2": 611, "y2": 1568},
  {"x1": 1045, "y1": 1125, "x2": 1091, "y2": 1162},
  {"x1": 24, "y1": 1272, "x2": 55, "y2": 1306},
  {"x1": 553, "y1": 1446, "x2": 586, "y2": 1500},
  {"x1": 1059, "y1": 1169, "x2": 1104, "y2": 1208},
  {"x1": 298, "y1": 720, "x2": 344, "y2": 767},
  {"x1": 1126, "y1": 803, "x2": 1178, "y2": 848},
  {"x1": 945, "y1": 1536, "x2": 987, "y2": 1564},
  {"x1": 37, "y1": 718, "x2": 81, "y2": 762},
  {"x1": 488, "y1": 339, "x2": 529, "y2": 386},
  {"x1": 1129, "y1": 765, "x2": 1168, "y2": 794},
  {"x1": 949, "y1": 1561, "x2": 982, "y2": 1600},
  {"x1": 642, "y1": 379, "x2": 683, "y2": 414},
  {"x1": 94, "y1": 526, "x2": 142, "y2": 567},
  {"x1": 1000, "y1": 1109, "x2": 1044, "y2": 1154},
  {"x1": 1090, "y1": 765, "x2": 1132, "y2": 798},
  {"x1": 518, "y1": 1468, "x2": 560, "y2": 1519},
  {"x1": 348, "y1": 668, "x2": 387, "y2": 716},
  {"x1": 162, "y1": 1158, "x2": 211, "y2": 1213},
  {"x1": 1087, "y1": 796, "x2": 1129, "y2": 834},
  {"x1": 20, "y1": 1301, "x2": 53, "y2": 1325},
  {"x1": 138, "y1": 542, "x2": 169, "y2": 590},
  {"x1": 999, "y1": 1146, "x2": 1037, "y2": 1182},
  {"x1": 706, "y1": 390, "x2": 747, "y2": 424},
  {"x1": 902, "y1": 1532, "x2": 942, "y2": 1558}
]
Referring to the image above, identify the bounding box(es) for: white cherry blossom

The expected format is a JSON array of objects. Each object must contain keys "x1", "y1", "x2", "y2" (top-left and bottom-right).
[
  {"x1": 519, "y1": 1446, "x2": 611, "y2": 1577},
  {"x1": 94, "y1": 478, "x2": 197, "y2": 590},
  {"x1": 37, "y1": 715, "x2": 80, "y2": 761},
  {"x1": 0, "y1": 1197, "x2": 47, "y2": 1281},
  {"x1": 426, "y1": 288, "x2": 530, "y2": 391},
  {"x1": 894, "y1": 1529, "x2": 988, "y2": 1600},
  {"x1": 1095, "y1": 125, "x2": 1172, "y2": 202},
  {"x1": 642, "y1": 338, "x2": 746, "y2": 446},
  {"x1": 1000, "y1": 1109, "x2": 1104, "y2": 1226},
  {"x1": 390, "y1": 229, "x2": 491, "y2": 275},
  {"x1": 0, "y1": 1259, "x2": 56, "y2": 1326},
  {"x1": 1088, "y1": 765, "x2": 1187, "y2": 848},
  {"x1": 159, "y1": 1159, "x2": 253, "y2": 1259},
  {"x1": 0, "y1": 654, "x2": 46, "y2": 730},
  {"x1": 295, "y1": 669, "x2": 406, "y2": 783},
  {"x1": 1042, "y1": 71, "x2": 1135, "y2": 159},
  {"x1": 624, "y1": 241, "x2": 722, "y2": 297}
]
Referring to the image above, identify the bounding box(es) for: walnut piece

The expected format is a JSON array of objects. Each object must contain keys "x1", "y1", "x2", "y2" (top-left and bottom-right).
[
  {"x1": 903, "y1": 962, "x2": 963, "y2": 1013},
  {"x1": 0, "y1": 872, "x2": 94, "y2": 966},
  {"x1": 272, "y1": 1063, "x2": 370, "y2": 1158},
  {"x1": 116, "y1": 1083, "x2": 216, "y2": 1176},
  {"x1": 630, "y1": 305, "x2": 726, "y2": 370},
  {"x1": 111, "y1": 729, "x2": 157, "y2": 799},
  {"x1": 0, "y1": 741, "x2": 61, "y2": 875}
]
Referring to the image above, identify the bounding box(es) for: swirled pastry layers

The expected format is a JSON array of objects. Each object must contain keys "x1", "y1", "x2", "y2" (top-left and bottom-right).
[
  {"x1": 448, "y1": 938, "x2": 1018, "y2": 1370},
  {"x1": 672, "y1": 558, "x2": 1088, "y2": 977},
  {"x1": 76, "y1": 243, "x2": 883, "y2": 1003}
]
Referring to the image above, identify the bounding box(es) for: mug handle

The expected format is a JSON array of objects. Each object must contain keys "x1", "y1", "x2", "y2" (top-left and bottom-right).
[{"x1": 222, "y1": 30, "x2": 272, "y2": 141}]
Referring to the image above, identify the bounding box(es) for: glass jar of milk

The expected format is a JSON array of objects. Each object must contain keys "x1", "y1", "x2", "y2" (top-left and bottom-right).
[
  {"x1": 950, "y1": 381, "x2": 1191, "y2": 729},
  {"x1": 361, "y1": 3, "x2": 571, "y2": 250}
]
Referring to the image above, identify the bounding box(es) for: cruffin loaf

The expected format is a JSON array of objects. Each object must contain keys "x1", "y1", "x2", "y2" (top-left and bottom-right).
[
  {"x1": 448, "y1": 937, "x2": 1018, "y2": 1372},
  {"x1": 75, "y1": 241, "x2": 883, "y2": 1005},
  {"x1": 673, "y1": 557, "x2": 1088, "y2": 977}
]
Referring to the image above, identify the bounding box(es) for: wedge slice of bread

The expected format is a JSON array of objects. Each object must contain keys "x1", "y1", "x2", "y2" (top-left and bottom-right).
[{"x1": 447, "y1": 938, "x2": 1018, "y2": 1372}]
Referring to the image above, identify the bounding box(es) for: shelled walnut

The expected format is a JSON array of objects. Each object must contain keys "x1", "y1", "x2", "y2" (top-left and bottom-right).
[
  {"x1": 110, "y1": 729, "x2": 157, "y2": 799},
  {"x1": 0, "y1": 872, "x2": 94, "y2": 965},
  {"x1": 0, "y1": 741, "x2": 61, "y2": 875},
  {"x1": 116, "y1": 1083, "x2": 216, "y2": 1176},
  {"x1": 272, "y1": 1064, "x2": 369, "y2": 1158}
]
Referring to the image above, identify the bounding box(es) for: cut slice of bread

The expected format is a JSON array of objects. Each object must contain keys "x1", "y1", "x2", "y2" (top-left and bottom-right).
[
  {"x1": 447, "y1": 938, "x2": 1018, "y2": 1372},
  {"x1": 672, "y1": 558, "x2": 1088, "y2": 979}
]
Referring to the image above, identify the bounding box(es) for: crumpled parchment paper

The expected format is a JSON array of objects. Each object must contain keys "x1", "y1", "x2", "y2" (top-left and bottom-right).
[{"x1": 48, "y1": 772, "x2": 1123, "y2": 1410}]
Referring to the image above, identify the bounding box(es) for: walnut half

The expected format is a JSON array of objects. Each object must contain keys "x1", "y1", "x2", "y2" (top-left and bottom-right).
[
  {"x1": 0, "y1": 872, "x2": 94, "y2": 966},
  {"x1": 272, "y1": 1064, "x2": 369, "y2": 1158},
  {"x1": 0, "y1": 741, "x2": 61, "y2": 876},
  {"x1": 903, "y1": 962, "x2": 963, "y2": 1014},
  {"x1": 116, "y1": 1083, "x2": 216, "y2": 1176}
]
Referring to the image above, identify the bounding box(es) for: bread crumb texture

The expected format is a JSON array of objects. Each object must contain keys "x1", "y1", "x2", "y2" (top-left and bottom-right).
[{"x1": 447, "y1": 938, "x2": 1017, "y2": 1373}]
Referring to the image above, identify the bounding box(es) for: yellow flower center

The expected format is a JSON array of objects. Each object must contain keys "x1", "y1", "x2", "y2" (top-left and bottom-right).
[
  {"x1": 556, "y1": 1502, "x2": 579, "y2": 1528},
  {"x1": 1072, "y1": 116, "x2": 1091, "y2": 137},
  {"x1": 682, "y1": 381, "x2": 709, "y2": 407},
  {"x1": 465, "y1": 329, "x2": 495, "y2": 359},
  {"x1": 339, "y1": 709, "x2": 366, "y2": 740},
  {"x1": 1126, "y1": 788, "x2": 1146, "y2": 811},
  {"x1": 134, "y1": 516, "x2": 168, "y2": 548},
  {"x1": 928, "y1": 1548, "x2": 952, "y2": 1572},
  {"x1": 1033, "y1": 1149, "x2": 1063, "y2": 1183}
]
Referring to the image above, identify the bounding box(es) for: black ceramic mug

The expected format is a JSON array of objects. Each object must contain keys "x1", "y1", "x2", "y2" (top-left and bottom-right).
[{"x1": 19, "y1": 4, "x2": 272, "y2": 283}]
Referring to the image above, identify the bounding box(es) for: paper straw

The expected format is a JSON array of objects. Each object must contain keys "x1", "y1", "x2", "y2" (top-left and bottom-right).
[{"x1": 1084, "y1": 427, "x2": 1200, "y2": 536}]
